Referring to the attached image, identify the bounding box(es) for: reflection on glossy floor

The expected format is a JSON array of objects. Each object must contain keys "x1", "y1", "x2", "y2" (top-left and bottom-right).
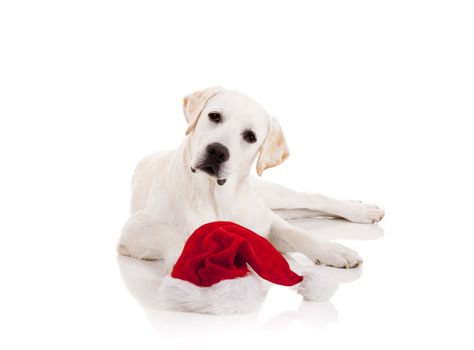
[{"x1": 117, "y1": 218, "x2": 383, "y2": 338}]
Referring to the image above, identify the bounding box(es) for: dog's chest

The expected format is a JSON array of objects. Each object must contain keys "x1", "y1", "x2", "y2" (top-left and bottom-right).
[{"x1": 185, "y1": 192, "x2": 271, "y2": 238}]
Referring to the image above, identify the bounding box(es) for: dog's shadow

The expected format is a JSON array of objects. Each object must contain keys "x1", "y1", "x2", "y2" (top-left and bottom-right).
[{"x1": 117, "y1": 218, "x2": 383, "y2": 336}]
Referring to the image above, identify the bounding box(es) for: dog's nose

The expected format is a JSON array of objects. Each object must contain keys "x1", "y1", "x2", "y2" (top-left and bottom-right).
[{"x1": 206, "y1": 142, "x2": 229, "y2": 163}]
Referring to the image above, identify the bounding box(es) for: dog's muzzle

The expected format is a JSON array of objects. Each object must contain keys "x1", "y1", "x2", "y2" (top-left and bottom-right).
[{"x1": 191, "y1": 142, "x2": 229, "y2": 186}]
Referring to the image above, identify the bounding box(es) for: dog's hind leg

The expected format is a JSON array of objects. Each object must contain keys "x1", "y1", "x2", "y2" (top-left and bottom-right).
[
  {"x1": 117, "y1": 211, "x2": 184, "y2": 271},
  {"x1": 251, "y1": 177, "x2": 384, "y2": 224}
]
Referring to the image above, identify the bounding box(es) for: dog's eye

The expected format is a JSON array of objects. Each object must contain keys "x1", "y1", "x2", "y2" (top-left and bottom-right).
[
  {"x1": 208, "y1": 112, "x2": 221, "y2": 123},
  {"x1": 242, "y1": 130, "x2": 257, "y2": 144}
]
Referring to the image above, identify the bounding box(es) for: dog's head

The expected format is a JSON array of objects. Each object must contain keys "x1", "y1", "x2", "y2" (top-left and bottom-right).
[{"x1": 183, "y1": 87, "x2": 289, "y2": 185}]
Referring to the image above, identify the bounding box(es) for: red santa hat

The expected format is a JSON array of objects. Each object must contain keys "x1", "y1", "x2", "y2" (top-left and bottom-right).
[{"x1": 158, "y1": 221, "x2": 328, "y2": 314}]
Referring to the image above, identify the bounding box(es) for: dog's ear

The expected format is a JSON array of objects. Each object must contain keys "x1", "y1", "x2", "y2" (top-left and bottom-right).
[
  {"x1": 183, "y1": 86, "x2": 223, "y2": 135},
  {"x1": 256, "y1": 117, "x2": 289, "y2": 176}
]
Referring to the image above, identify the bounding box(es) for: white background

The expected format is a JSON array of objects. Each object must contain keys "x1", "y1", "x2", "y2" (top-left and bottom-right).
[{"x1": 1, "y1": 1, "x2": 473, "y2": 349}]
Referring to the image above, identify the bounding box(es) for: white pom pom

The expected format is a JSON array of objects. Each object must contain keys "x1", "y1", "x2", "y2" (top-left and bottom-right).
[{"x1": 297, "y1": 271, "x2": 339, "y2": 302}]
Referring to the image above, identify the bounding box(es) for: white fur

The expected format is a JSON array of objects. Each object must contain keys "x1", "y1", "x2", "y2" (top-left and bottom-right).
[
  {"x1": 157, "y1": 270, "x2": 338, "y2": 313},
  {"x1": 118, "y1": 87, "x2": 384, "y2": 312},
  {"x1": 157, "y1": 275, "x2": 268, "y2": 314}
]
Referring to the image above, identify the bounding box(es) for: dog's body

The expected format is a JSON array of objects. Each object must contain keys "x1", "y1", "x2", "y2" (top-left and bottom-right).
[{"x1": 118, "y1": 87, "x2": 384, "y2": 271}]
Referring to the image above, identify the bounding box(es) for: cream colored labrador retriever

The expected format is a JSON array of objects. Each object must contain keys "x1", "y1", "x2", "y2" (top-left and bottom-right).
[{"x1": 117, "y1": 87, "x2": 384, "y2": 271}]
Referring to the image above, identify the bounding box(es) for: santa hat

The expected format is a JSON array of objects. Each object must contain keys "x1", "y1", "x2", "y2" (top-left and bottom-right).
[{"x1": 157, "y1": 221, "x2": 329, "y2": 314}]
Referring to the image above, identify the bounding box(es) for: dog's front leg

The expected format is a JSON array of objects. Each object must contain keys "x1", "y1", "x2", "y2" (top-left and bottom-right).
[
  {"x1": 268, "y1": 216, "x2": 362, "y2": 268},
  {"x1": 252, "y1": 177, "x2": 384, "y2": 224}
]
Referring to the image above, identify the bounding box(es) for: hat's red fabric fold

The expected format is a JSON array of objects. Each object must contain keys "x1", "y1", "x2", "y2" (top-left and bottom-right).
[{"x1": 171, "y1": 221, "x2": 303, "y2": 287}]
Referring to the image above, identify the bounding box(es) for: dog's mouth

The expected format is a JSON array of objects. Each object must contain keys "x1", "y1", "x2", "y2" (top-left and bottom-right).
[
  {"x1": 190, "y1": 165, "x2": 227, "y2": 186},
  {"x1": 199, "y1": 166, "x2": 216, "y2": 177}
]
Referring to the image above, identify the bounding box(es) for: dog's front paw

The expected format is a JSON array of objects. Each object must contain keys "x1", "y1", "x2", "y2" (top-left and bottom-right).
[
  {"x1": 342, "y1": 201, "x2": 385, "y2": 224},
  {"x1": 313, "y1": 241, "x2": 362, "y2": 268}
]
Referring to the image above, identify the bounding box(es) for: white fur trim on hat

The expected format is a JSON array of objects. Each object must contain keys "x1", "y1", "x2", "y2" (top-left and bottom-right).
[{"x1": 157, "y1": 274, "x2": 269, "y2": 315}]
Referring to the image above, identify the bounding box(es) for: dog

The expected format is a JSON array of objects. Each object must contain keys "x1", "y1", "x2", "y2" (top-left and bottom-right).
[{"x1": 117, "y1": 87, "x2": 384, "y2": 272}]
